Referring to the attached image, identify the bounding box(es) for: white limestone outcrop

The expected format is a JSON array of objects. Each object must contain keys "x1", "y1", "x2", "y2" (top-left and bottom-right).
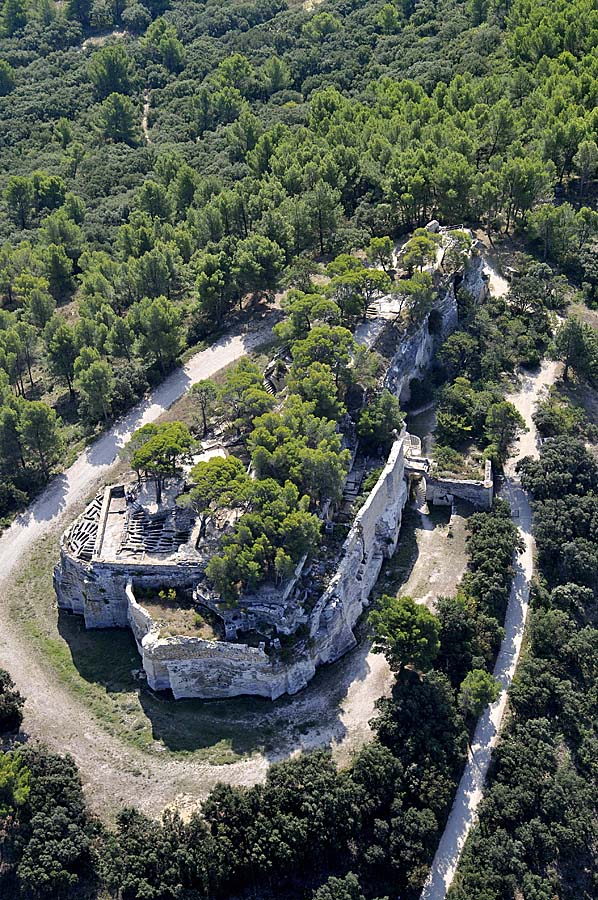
[{"x1": 56, "y1": 434, "x2": 410, "y2": 700}]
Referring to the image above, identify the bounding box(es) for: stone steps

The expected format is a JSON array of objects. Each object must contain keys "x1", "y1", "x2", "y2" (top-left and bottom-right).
[
  {"x1": 65, "y1": 494, "x2": 103, "y2": 560},
  {"x1": 118, "y1": 500, "x2": 196, "y2": 557}
]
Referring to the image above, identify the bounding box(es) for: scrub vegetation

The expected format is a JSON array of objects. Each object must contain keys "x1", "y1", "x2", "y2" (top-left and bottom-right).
[{"x1": 0, "y1": 0, "x2": 597, "y2": 897}]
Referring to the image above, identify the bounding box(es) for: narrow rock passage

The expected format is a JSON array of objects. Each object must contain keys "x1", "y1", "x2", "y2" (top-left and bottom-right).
[{"x1": 419, "y1": 270, "x2": 560, "y2": 897}]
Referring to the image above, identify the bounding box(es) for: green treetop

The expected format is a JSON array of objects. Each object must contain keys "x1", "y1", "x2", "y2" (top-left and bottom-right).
[
  {"x1": 274, "y1": 290, "x2": 340, "y2": 342},
  {"x1": 370, "y1": 594, "x2": 440, "y2": 674},
  {"x1": 366, "y1": 235, "x2": 394, "y2": 273},
  {"x1": 206, "y1": 478, "x2": 321, "y2": 601},
  {"x1": 402, "y1": 229, "x2": 441, "y2": 274},
  {"x1": 186, "y1": 454, "x2": 251, "y2": 544},
  {"x1": 290, "y1": 325, "x2": 355, "y2": 390},
  {"x1": 97, "y1": 93, "x2": 137, "y2": 145},
  {"x1": 128, "y1": 422, "x2": 194, "y2": 503},
  {"x1": 88, "y1": 45, "x2": 133, "y2": 100},
  {"x1": 18, "y1": 400, "x2": 62, "y2": 481},
  {"x1": 190, "y1": 380, "x2": 217, "y2": 437},
  {"x1": 0, "y1": 752, "x2": 29, "y2": 818},
  {"x1": 0, "y1": 668, "x2": 25, "y2": 733},
  {"x1": 249, "y1": 395, "x2": 350, "y2": 505},
  {"x1": 357, "y1": 390, "x2": 404, "y2": 454},
  {"x1": 287, "y1": 362, "x2": 344, "y2": 420},
  {"x1": 484, "y1": 401, "x2": 527, "y2": 462},
  {"x1": 458, "y1": 668, "x2": 500, "y2": 719}
]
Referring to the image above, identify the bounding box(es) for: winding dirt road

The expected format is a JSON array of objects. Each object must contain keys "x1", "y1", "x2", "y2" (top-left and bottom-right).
[
  {"x1": 0, "y1": 316, "x2": 394, "y2": 819},
  {"x1": 419, "y1": 265, "x2": 560, "y2": 899},
  {"x1": 0, "y1": 324, "x2": 277, "y2": 818},
  {"x1": 0, "y1": 327, "x2": 269, "y2": 584}
]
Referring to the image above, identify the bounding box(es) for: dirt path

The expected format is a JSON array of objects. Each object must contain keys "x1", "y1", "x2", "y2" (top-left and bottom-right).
[
  {"x1": 419, "y1": 261, "x2": 560, "y2": 900},
  {"x1": 0, "y1": 324, "x2": 278, "y2": 818},
  {"x1": 141, "y1": 90, "x2": 151, "y2": 144},
  {"x1": 0, "y1": 317, "x2": 395, "y2": 819},
  {"x1": 483, "y1": 256, "x2": 509, "y2": 298}
]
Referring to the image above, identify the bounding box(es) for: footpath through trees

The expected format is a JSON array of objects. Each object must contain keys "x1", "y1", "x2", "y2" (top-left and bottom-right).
[{"x1": 419, "y1": 264, "x2": 560, "y2": 900}]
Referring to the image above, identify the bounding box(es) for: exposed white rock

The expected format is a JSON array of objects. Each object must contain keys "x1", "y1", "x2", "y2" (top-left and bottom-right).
[
  {"x1": 54, "y1": 229, "x2": 492, "y2": 701},
  {"x1": 55, "y1": 433, "x2": 410, "y2": 700}
]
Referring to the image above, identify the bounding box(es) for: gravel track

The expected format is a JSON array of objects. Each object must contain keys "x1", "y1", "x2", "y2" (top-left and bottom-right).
[
  {"x1": 0, "y1": 320, "x2": 393, "y2": 819},
  {"x1": 419, "y1": 261, "x2": 560, "y2": 900},
  {"x1": 0, "y1": 325, "x2": 276, "y2": 818}
]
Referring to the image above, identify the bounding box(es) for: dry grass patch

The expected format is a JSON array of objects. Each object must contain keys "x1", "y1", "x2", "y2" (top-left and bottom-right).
[
  {"x1": 139, "y1": 592, "x2": 220, "y2": 640},
  {"x1": 568, "y1": 300, "x2": 598, "y2": 330}
]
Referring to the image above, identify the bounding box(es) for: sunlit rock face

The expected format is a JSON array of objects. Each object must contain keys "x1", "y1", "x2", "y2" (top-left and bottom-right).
[{"x1": 54, "y1": 436, "x2": 410, "y2": 700}]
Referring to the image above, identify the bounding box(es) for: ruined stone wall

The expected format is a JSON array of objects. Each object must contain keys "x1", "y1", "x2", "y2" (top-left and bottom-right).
[
  {"x1": 461, "y1": 249, "x2": 490, "y2": 304},
  {"x1": 125, "y1": 579, "x2": 317, "y2": 698},
  {"x1": 426, "y1": 460, "x2": 493, "y2": 509},
  {"x1": 383, "y1": 285, "x2": 456, "y2": 401},
  {"x1": 54, "y1": 553, "x2": 130, "y2": 628},
  {"x1": 116, "y1": 434, "x2": 410, "y2": 700},
  {"x1": 148, "y1": 635, "x2": 317, "y2": 700},
  {"x1": 54, "y1": 554, "x2": 202, "y2": 629},
  {"x1": 384, "y1": 254, "x2": 486, "y2": 402},
  {"x1": 307, "y1": 435, "x2": 408, "y2": 663}
]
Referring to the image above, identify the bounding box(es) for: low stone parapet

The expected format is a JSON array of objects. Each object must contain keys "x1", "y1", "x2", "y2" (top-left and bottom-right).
[{"x1": 425, "y1": 463, "x2": 493, "y2": 509}]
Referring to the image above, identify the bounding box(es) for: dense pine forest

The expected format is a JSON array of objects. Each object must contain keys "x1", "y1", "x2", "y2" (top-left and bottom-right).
[
  {"x1": 1, "y1": 0, "x2": 598, "y2": 518},
  {"x1": 0, "y1": 0, "x2": 597, "y2": 898}
]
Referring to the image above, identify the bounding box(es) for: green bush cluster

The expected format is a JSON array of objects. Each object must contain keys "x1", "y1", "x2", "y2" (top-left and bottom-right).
[
  {"x1": 452, "y1": 440, "x2": 598, "y2": 898},
  {"x1": 0, "y1": 0, "x2": 596, "y2": 527}
]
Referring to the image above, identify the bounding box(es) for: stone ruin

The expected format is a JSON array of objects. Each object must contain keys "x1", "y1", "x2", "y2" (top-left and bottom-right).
[
  {"x1": 54, "y1": 226, "x2": 492, "y2": 700},
  {"x1": 54, "y1": 433, "x2": 411, "y2": 699}
]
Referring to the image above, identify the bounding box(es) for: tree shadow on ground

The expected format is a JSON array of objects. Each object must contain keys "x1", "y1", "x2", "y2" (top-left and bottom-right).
[{"x1": 26, "y1": 473, "x2": 69, "y2": 524}]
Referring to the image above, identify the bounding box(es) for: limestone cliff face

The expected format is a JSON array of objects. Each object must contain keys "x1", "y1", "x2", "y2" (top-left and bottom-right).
[
  {"x1": 307, "y1": 437, "x2": 408, "y2": 663},
  {"x1": 55, "y1": 434, "x2": 410, "y2": 700},
  {"x1": 54, "y1": 553, "x2": 130, "y2": 628},
  {"x1": 383, "y1": 254, "x2": 487, "y2": 402},
  {"x1": 117, "y1": 436, "x2": 409, "y2": 700},
  {"x1": 383, "y1": 283, "x2": 457, "y2": 401}
]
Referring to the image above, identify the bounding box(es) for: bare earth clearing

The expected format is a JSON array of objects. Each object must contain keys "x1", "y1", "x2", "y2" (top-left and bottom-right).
[{"x1": 397, "y1": 504, "x2": 470, "y2": 611}]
